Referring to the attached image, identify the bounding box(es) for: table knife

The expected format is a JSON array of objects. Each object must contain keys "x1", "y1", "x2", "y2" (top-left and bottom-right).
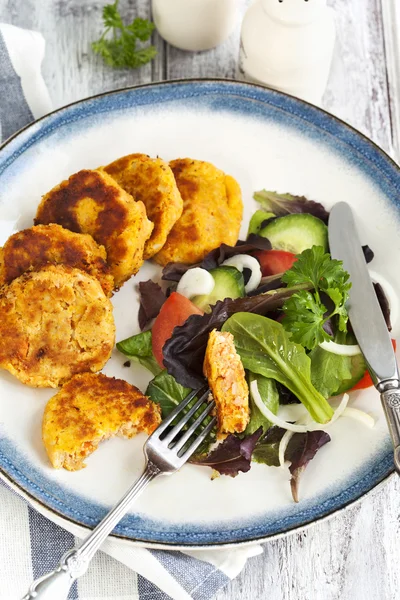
[{"x1": 328, "y1": 201, "x2": 400, "y2": 474}]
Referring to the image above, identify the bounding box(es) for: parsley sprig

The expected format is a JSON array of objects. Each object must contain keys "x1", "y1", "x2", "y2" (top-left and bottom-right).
[
  {"x1": 92, "y1": 1, "x2": 157, "y2": 69},
  {"x1": 281, "y1": 246, "x2": 351, "y2": 350}
]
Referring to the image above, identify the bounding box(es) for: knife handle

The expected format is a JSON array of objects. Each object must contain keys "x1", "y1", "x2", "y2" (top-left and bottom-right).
[{"x1": 380, "y1": 388, "x2": 400, "y2": 474}]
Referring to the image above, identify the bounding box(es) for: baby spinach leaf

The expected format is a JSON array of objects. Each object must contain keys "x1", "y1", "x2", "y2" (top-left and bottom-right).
[
  {"x1": 221, "y1": 313, "x2": 334, "y2": 423},
  {"x1": 245, "y1": 373, "x2": 279, "y2": 435},
  {"x1": 192, "y1": 428, "x2": 263, "y2": 477},
  {"x1": 286, "y1": 431, "x2": 331, "y2": 502},
  {"x1": 146, "y1": 369, "x2": 192, "y2": 416},
  {"x1": 309, "y1": 331, "x2": 366, "y2": 398},
  {"x1": 116, "y1": 330, "x2": 161, "y2": 376},
  {"x1": 146, "y1": 371, "x2": 215, "y2": 455},
  {"x1": 310, "y1": 348, "x2": 366, "y2": 398}
]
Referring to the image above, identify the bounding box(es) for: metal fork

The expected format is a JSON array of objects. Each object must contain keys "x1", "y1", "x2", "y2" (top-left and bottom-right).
[{"x1": 22, "y1": 386, "x2": 215, "y2": 600}]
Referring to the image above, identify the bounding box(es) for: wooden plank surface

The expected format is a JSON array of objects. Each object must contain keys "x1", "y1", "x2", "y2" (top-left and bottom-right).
[{"x1": 0, "y1": 1, "x2": 399, "y2": 599}]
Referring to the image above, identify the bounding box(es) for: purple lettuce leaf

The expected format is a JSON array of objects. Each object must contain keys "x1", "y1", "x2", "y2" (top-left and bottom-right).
[
  {"x1": 163, "y1": 287, "x2": 306, "y2": 389},
  {"x1": 191, "y1": 428, "x2": 263, "y2": 476},
  {"x1": 161, "y1": 236, "x2": 271, "y2": 281},
  {"x1": 285, "y1": 430, "x2": 331, "y2": 502},
  {"x1": 362, "y1": 244, "x2": 374, "y2": 264},
  {"x1": 276, "y1": 383, "x2": 300, "y2": 405},
  {"x1": 161, "y1": 262, "x2": 193, "y2": 283},
  {"x1": 374, "y1": 282, "x2": 391, "y2": 331},
  {"x1": 201, "y1": 235, "x2": 272, "y2": 270},
  {"x1": 138, "y1": 280, "x2": 166, "y2": 330},
  {"x1": 253, "y1": 190, "x2": 329, "y2": 223}
]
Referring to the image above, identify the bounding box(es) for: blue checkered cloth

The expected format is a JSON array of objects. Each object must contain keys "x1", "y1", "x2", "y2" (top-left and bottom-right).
[{"x1": 0, "y1": 23, "x2": 262, "y2": 600}]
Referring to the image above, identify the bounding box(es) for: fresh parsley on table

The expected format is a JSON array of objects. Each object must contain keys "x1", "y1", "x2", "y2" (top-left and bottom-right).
[{"x1": 92, "y1": 0, "x2": 157, "y2": 69}]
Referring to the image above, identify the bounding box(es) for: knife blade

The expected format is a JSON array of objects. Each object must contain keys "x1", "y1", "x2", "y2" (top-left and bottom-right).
[{"x1": 329, "y1": 201, "x2": 400, "y2": 473}]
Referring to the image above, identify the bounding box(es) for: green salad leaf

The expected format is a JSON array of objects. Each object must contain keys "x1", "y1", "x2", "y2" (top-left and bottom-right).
[
  {"x1": 310, "y1": 332, "x2": 366, "y2": 398},
  {"x1": 222, "y1": 312, "x2": 334, "y2": 423},
  {"x1": 282, "y1": 246, "x2": 351, "y2": 350},
  {"x1": 244, "y1": 373, "x2": 279, "y2": 435},
  {"x1": 253, "y1": 190, "x2": 329, "y2": 222},
  {"x1": 116, "y1": 330, "x2": 162, "y2": 376},
  {"x1": 146, "y1": 369, "x2": 191, "y2": 416}
]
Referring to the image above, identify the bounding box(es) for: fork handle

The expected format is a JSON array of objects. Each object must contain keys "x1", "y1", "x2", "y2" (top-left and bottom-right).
[{"x1": 22, "y1": 461, "x2": 161, "y2": 600}]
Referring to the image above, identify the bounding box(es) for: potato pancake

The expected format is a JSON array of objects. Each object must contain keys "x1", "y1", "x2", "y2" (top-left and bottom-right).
[
  {"x1": 103, "y1": 153, "x2": 183, "y2": 259},
  {"x1": 0, "y1": 223, "x2": 114, "y2": 296},
  {"x1": 34, "y1": 169, "x2": 153, "y2": 288},
  {"x1": 0, "y1": 265, "x2": 115, "y2": 387},
  {"x1": 42, "y1": 372, "x2": 161, "y2": 470},
  {"x1": 154, "y1": 159, "x2": 243, "y2": 265}
]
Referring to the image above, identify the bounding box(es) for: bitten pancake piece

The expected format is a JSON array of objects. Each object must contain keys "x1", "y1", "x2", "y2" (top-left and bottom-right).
[
  {"x1": 103, "y1": 153, "x2": 183, "y2": 259},
  {"x1": 34, "y1": 169, "x2": 153, "y2": 288},
  {"x1": 154, "y1": 159, "x2": 243, "y2": 266},
  {"x1": 203, "y1": 329, "x2": 249, "y2": 434},
  {"x1": 0, "y1": 224, "x2": 114, "y2": 296},
  {"x1": 0, "y1": 265, "x2": 115, "y2": 388},
  {"x1": 42, "y1": 372, "x2": 162, "y2": 470}
]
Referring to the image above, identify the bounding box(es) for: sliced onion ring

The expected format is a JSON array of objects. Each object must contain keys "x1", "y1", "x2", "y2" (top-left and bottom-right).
[
  {"x1": 279, "y1": 430, "x2": 294, "y2": 469},
  {"x1": 221, "y1": 254, "x2": 262, "y2": 293},
  {"x1": 342, "y1": 407, "x2": 375, "y2": 428},
  {"x1": 319, "y1": 340, "x2": 361, "y2": 356},
  {"x1": 176, "y1": 267, "x2": 215, "y2": 299},
  {"x1": 250, "y1": 379, "x2": 349, "y2": 433}
]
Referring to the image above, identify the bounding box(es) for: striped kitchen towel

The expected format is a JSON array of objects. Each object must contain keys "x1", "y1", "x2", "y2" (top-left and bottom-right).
[{"x1": 0, "y1": 23, "x2": 262, "y2": 600}]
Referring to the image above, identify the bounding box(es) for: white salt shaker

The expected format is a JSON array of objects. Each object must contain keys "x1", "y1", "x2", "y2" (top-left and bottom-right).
[
  {"x1": 152, "y1": 0, "x2": 239, "y2": 52},
  {"x1": 239, "y1": 0, "x2": 336, "y2": 105}
]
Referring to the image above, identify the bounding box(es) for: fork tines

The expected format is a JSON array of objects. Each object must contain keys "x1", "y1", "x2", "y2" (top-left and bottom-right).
[{"x1": 152, "y1": 386, "x2": 216, "y2": 459}]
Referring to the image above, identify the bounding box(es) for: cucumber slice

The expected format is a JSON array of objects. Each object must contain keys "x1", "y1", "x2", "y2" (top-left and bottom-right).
[
  {"x1": 247, "y1": 210, "x2": 275, "y2": 236},
  {"x1": 192, "y1": 266, "x2": 245, "y2": 312},
  {"x1": 259, "y1": 213, "x2": 328, "y2": 254}
]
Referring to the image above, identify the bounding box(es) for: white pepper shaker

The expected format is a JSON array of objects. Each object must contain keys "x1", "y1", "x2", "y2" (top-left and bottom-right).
[
  {"x1": 152, "y1": 0, "x2": 239, "y2": 52},
  {"x1": 239, "y1": 0, "x2": 336, "y2": 106}
]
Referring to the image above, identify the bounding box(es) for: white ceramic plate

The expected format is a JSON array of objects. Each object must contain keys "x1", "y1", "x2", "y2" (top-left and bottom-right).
[{"x1": 0, "y1": 80, "x2": 398, "y2": 548}]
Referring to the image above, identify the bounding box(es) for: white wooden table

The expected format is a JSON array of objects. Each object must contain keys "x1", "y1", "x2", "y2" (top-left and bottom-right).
[{"x1": 1, "y1": 1, "x2": 400, "y2": 598}]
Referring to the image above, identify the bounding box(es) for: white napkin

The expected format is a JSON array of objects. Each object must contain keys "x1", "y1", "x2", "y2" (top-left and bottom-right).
[{"x1": 0, "y1": 22, "x2": 263, "y2": 600}]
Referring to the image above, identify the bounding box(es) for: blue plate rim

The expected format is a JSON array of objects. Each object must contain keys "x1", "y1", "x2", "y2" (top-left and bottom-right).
[{"x1": 0, "y1": 78, "x2": 397, "y2": 548}]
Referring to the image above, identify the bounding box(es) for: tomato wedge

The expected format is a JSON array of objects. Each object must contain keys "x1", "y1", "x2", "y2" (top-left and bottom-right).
[
  {"x1": 351, "y1": 339, "x2": 397, "y2": 390},
  {"x1": 253, "y1": 249, "x2": 297, "y2": 276},
  {"x1": 152, "y1": 292, "x2": 203, "y2": 367}
]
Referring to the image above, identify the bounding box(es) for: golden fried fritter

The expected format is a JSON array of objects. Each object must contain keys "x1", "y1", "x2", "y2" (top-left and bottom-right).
[
  {"x1": 154, "y1": 159, "x2": 243, "y2": 266},
  {"x1": 203, "y1": 329, "x2": 249, "y2": 434},
  {"x1": 103, "y1": 153, "x2": 183, "y2": 259},
  {"x1": 42, "y1": 372, "x2": 162, "y2": 470},
  {"x1": 0, "y1": 265, "x2": 115, "y2": 388},
  {"x1": 0, "y1": 224, "x2": 114, "y2": 296},
  {"x1": 42, "y1": 373, "x2": 161, "y2": 471},
  {"x1": 34, "y1": 169, "x2": 153, "y2": 288}
]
